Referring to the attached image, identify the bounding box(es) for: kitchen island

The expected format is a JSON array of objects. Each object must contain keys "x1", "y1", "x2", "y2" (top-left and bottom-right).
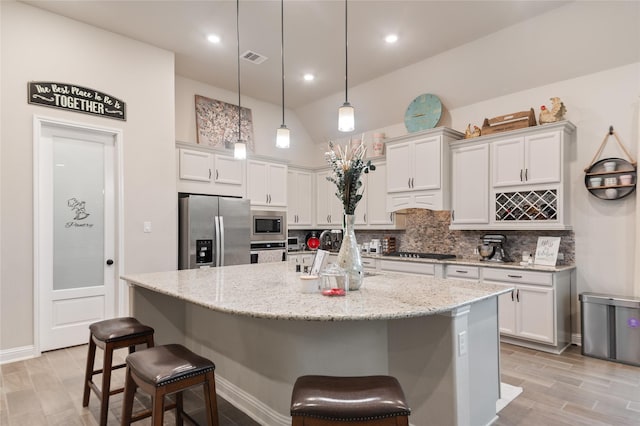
[{"x1": 123, "y1": 262, "x2": 511, "y2": 426}]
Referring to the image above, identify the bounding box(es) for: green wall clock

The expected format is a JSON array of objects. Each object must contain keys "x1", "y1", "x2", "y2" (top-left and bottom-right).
[{"x1": 404, "y1": 93, "x2": 442, "y2": 133}]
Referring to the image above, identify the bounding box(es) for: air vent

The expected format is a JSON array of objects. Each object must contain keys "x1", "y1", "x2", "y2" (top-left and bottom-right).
[{"x1": 241, "y1": 50, "x2": 268, "y2": 64}]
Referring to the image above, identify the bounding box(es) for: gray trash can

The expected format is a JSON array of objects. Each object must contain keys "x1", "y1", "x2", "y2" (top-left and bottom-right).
[{"x1": 580, "y1": 292, "x2": 640, "y2": 366}]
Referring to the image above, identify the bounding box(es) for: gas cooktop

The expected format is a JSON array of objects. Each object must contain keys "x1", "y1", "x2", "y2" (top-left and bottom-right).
[{"x1": 385, "y1": 252, "x2": 457, "y2": 260}]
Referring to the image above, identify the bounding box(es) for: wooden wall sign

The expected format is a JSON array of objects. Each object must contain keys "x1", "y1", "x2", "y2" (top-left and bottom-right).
[{"x1": 28, "y1": 82, "x2": 126, "y2": 121}]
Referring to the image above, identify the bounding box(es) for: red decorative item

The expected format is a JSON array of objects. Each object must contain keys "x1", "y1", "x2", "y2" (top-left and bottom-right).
[{"x1": 322, "y1": 288, "x2": 346, "y2": 297}]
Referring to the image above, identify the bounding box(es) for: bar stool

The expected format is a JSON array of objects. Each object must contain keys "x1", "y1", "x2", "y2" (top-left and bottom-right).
[
  {"x1": 121, "y1": 343, "x2": 219, "y2": 426},
  {"x1": 82, "y1": 317, "x2": 155, "y2": 426},
  {"x1": 290, "y1": 375, "x2": 410, "y2": 426}
]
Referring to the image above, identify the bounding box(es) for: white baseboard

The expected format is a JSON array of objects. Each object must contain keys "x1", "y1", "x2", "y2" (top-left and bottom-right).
[
  {"x1": 572, "y1": 333, "x2": 582, "y2": 346},
  {"x1": 0, "y1": 345, "x2": 37, "y2": 365},
  {"x1": 215, "y1": 375, "x2": 289, "y2": 426}
]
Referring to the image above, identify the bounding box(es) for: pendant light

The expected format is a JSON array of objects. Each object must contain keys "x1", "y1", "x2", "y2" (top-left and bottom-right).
[
  {"x1": 338, "y1": 0, "x2": 354, "y2": 132},
  {"x1": 234, "y1": 0, "x2": 247, "y2": 159},
  {"x1": 276, "y1": 0, "x2": 290, "y2": 149}
]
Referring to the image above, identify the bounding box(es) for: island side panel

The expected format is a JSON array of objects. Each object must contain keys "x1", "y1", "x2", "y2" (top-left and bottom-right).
[
  {"x1": 184, "y1": 303, "x2": 390, "y2": 425},
  {"x1": 130, "y1": 286, "x2": 186, "y2": 346},
  {"x1": 468, "y1": 296, "x2": 500, "y2": 425}
]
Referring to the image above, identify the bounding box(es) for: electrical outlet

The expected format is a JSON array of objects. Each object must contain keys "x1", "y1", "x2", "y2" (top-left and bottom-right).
[
  {"x1": 473, "y1": 247, "x2": 479, "y2": 255},
  {"x1": 143, "y1": 221, "x2": 152, "y2": 233}
]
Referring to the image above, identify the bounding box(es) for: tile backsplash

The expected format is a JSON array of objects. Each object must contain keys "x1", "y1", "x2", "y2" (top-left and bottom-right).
[{"x1": 290, "y1": 209, "x2": 575, "y2": 265}]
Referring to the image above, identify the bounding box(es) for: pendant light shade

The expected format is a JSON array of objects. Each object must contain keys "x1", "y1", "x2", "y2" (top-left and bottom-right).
[
  {"x1": 276, "y1": 0, "x2": 290, "y2": 149},
  {"x1": 338, "y1": 102, "x2": 355, "y2": 132},
  {"x1": 234, "y1": 0, "x2": 246, "y2": 160},
  {"x1": 276, "y1": 125, "x2": 290, "y2": 148},
  {"x1": 338, "y1": 0, "x2": 354, "y2": 132}
]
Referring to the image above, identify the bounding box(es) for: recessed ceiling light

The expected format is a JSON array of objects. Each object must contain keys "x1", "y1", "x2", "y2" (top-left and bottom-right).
[
  {"x1": 303, "y1": 73, "x2": 315, "y2": 81},
  {"x1": 385, "y1": 34, "x2": 398, "y2": 44},
  {"x1": 207, "y1": 34, "x2": 221, "y2": 44}
]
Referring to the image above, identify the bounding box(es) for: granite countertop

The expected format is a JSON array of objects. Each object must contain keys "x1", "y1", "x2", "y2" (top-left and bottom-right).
[
  {"x1": 289, "y1": 251, "x2": 575, "y2": 272},
  {"x1": 122, "y1": 262, "x2": 510, "y2": 322}
]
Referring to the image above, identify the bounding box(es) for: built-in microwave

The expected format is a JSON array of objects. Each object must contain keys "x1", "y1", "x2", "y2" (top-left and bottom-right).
[{"x1": 251, "y1": 210, "x2": 286, "y2": 242}]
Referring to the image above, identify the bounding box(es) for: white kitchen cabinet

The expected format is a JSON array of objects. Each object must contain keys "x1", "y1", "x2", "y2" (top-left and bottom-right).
[
  {"x1": 177, "y1": 146, "x2": 245, "y2": 197},
  {"x1": 492, "y1": 131, "x2": 561, "y2": 187},
  {"x1": 450, "y1": 142, "x2": 489, "y2": 227},
  {"x1": 353, "y1": 162, "x2": 402, "y2": 229},
  {"x1": 379, "y1": 260, "x2": 435, "y2": 276},
  {"x1": 316, "y1": 170, "x2": 343, "y2": 227},
  {"x1": 287, "y1": 169, "x2": 314, "y2": 228},
  {"x1": 449, "y1": 121, "x2": 575, "y2": 230},
  {"x1": 247, "y1": 160, "x2": 287, "y2": 207},
  {"x1": 386, "y1": 127, "x2": 463, "y2": 212},
  {"x1": 483, "y1": 267, "x2": 571, "y2": 353},
  {"x1": 445, "y1": 265, "x2": 480, "y2": 282}
]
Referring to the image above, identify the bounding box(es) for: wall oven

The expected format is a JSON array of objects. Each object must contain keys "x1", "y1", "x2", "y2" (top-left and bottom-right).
[{"x1": 251, "y1": 210, "x2": 286, "y2": 242}]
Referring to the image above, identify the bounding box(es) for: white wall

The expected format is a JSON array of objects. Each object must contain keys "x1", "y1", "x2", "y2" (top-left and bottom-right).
[
  {"x1": 175, "y1": 76, "x2": 318, "y2": 167},
  {"x1": 0, "y1": 2, "x2": 176, "y2": 351}
]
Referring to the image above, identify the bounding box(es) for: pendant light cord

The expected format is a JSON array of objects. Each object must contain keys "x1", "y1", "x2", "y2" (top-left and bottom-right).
[
  {"x1": 236, "y1": 0, "x2": 241, "y2": 141},
  {"x1": 344, "y1": 0, "x2": 348, "y2": 104},
  {"x1": 281, "y1": 0, "x2": 285, "y2": 126}
]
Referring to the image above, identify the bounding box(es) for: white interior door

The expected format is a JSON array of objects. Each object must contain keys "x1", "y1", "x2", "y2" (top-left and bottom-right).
[{"x1": 36, "y1": 120, "x2": 118, "y2": 352}]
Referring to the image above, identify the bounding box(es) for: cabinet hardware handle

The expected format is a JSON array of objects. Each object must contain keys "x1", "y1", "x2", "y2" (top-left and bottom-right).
[
  {"x1": 455, "y1": 270, "x2": 468, "y2": 274},
  {"x1": 525, "y1": 168, "x2": 528, "y2": 181},
  {"x1": 390, "y1": 213, "x2": 393, "y2": 222},
  {"x1": 511, "y1": 290, "x2": 514, "y2": 301},
  {"x1": 209, "y1": 169, "x2": 212, "y2": 179},
  {"x1": 215, "y1": 170, "x2": 219, "y2": 180},
  {"x1": 106, "y1": 259, "x2": 114, "y2": 265},
  {"x1": 516, "y1": 289, "x2": 520, "y2": 302},
  {"x1": 507, "y1": 274, "x2": 522, "y2": 279},
  {"x1": 451, "y1": 210, "x2": 455, "y2": 221},
  {"x1": 408, "y1": 178, "x2": 411, "y2": 188},
  {"x1": 364, "y1": 214, "x2": 367, "y2": 222},
  {"x1": 266, "y1": 194, "x2": 269, "y2": 204},
  {"x1": 520, "y1": 169, "x2": 523, "y2": 181},
  {"x1": 411, "y1": 177, "x2": 414, "y2": 188},
  {"x1": 327, "y1": 215, "x2": 330, "y2": 223}
]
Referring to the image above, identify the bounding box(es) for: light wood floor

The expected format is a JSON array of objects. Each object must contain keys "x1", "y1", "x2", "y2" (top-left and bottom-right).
[{"x1": 1, "y1": 343, "x2": 639, "y2": 425}]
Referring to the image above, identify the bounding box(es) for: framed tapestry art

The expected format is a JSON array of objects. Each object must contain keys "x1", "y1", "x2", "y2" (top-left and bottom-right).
[{"x1": 195, "y1": 95, "x2": 254, "y2": 152}]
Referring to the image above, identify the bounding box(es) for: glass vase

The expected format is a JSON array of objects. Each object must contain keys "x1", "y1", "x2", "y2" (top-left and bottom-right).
[{"x1": 336, "y1": 214, "x2": 363, "y2": 290}]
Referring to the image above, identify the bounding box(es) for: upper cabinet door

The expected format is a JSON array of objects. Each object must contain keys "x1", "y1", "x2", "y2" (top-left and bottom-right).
[
  {"x1": 386, "y1": 142, "x2": 412, "y2": 192},
  {"x1": 214, "y1": 154, "x2": 243, "y2": 186},
  {"x1": 492, "y1": 137, "x2": 525, "y2": 187},
  {"x1": 412, "y1": 136, "x2": 441, "y2": 190},
  {"x1": 247, "y1": 160, "x2": 269, "y2": 205},
  {"x1": 179, "y1": 149, "x2": 212, "y2": 182},
  {"x1": 267, "y1": 163, "x2": 288, "y2": 207},
  {"x1": 524, "y1": 131, "x2": 561, "y2": 185},
  {"x1": 367, "y1": 163, "x2": 393, "y2": 226},
  {"x1": 451, "y1": 143, "x2": 489, "y2": 225}
]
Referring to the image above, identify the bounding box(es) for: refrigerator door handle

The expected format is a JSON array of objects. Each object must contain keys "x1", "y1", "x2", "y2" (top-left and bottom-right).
[
  {"x1": 219, "y1": 216, "x2": 225, "y2": 266},
  {"x1": 214, "y1": 215, "x2": 221, "y2": 266}
]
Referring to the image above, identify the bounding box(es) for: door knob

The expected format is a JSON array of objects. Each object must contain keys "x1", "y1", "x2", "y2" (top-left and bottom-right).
[{"x1": 106, "y1": 259, "x2": 114, "y2": 265}]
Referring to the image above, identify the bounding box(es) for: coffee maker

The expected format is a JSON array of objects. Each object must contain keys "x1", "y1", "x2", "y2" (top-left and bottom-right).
[{"x1": 478, "y1": 234, "x2": 511, "y2": 262}]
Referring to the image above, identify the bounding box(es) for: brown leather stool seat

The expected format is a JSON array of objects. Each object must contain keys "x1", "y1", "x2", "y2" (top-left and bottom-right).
[
  {"x1": 291, "y1": 375, "x2": 410, "y2": 426},
  {"x1": 83, "y1": 317, "x2": 155, "y2": 426},
  {"x1": 121, "y1": 344, "x2": 219, "y2": 426}
]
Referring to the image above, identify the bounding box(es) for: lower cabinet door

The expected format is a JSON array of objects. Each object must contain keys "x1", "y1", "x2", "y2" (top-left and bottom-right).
[
  {"x1": 497, "y1": 286, "x2": 517, "y2": 336},
  {"x1": 516, "y1": 284, "x2": 555, "y2": 344}
]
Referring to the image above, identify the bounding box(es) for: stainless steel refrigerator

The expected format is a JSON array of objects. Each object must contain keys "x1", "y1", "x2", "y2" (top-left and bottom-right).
[{"x1": 178, "y1": 193, "x2": 251, "y2": 269}]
